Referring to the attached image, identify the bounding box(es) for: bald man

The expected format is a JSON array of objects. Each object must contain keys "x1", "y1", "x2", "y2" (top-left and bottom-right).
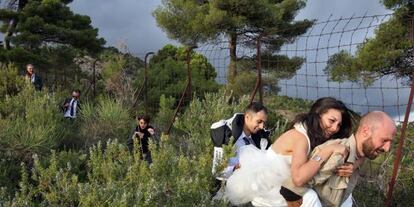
[{"x1": 281, "y1": 111, "x2": 397, "y2": 207}]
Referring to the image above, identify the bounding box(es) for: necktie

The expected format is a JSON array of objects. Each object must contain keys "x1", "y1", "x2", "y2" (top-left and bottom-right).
[
  {"x1": 243, "y1": 137, "x2": 251, "y2": 145},
  {"x1": 70, "y1": 99, "x2": 76, "y2": 117}
]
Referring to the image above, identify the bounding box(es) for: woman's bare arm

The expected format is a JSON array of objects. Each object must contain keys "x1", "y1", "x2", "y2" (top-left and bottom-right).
[{"x1": 289, "y1": 131, "x2": 346, "y2": 187}]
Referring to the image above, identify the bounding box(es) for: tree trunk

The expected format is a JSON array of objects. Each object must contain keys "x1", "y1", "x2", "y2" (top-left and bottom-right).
[
  {"x1": 4, "y1": 19, "x2": 17, "y2": 50},
  {"x1": 3, "y1": 0, "x2": 28, "y2": 50},
  {"x1": 228, "y1": 33, "x2": 237, "y2": 83}
]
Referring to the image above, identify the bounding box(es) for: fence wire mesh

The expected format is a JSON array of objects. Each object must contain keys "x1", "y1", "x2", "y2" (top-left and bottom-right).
[
  {"x1": 128, "y1": 13, "x2": 413, "y2": 206},
  {"x1": 176, "y1": 13, "x2": 412, "y2": 206}
]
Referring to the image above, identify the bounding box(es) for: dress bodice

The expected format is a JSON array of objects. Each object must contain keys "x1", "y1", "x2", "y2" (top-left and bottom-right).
[
  {"x1": 225, "y1": 122, "x2": 314, "y2": 207},
  {"x1": 266, "y1": 148, "x2": 292, "y2": 178},
  {"x1": 293, "y1": 122, "x2": 312, "y2": 155}
]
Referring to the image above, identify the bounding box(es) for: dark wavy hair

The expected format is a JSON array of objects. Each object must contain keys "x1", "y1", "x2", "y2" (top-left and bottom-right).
[
  {"x1": 290, "y1": 97, "x2": 355, "y2": 150},
  {"x1": 137, "y1": 114, "x2": 151, "y2": 123}
]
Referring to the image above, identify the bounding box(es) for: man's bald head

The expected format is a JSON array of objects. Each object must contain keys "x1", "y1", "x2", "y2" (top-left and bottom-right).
[
  {"x1": 356, "y1": 111, "x2": 397, "y2": 159},
  {"x1": 359, "y1": 111, "x2": 395, "y2": 132}
]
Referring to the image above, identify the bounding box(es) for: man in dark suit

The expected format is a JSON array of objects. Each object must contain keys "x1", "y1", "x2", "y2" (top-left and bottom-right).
[
  {"x1": 210, "y1": 102, "x2": 271, "y2": 199},
  {"x1": 62, "y1": 89, "x2": 81, "y2": 119},
  {"x1": 25, "y1": 64, "x2": 43, "y2": 91}
]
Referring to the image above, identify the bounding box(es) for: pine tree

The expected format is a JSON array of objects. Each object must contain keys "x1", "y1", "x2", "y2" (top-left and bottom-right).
[
  {"x1": 139, "y1": 44, "x2": 219, "y2": 113},
  {"x1": 325, "y1": 0, "x2": 414, "y2": 85},
  {"x1": 153, "y1": 0, "x2": 313, "y2": 83},
  {"x1": 0, "y1": 0, "x2": 105, "y2": 67}
]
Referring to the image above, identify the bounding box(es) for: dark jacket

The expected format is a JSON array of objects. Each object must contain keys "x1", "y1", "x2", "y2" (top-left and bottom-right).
[
  {"x1": 28, "y1": 73, "x2": 43, "y2": 91},
  {"x1": 210, "y1": 113, "x2": 271, "y2": 149},
  {"x1": 210, "y1": 113, "x2": 271, "y2": 175},
  {"x1": 62, "y1": 98, "x2": 81, "y2": 116},
  {"x1": 127, "y1": 125, "x2": 155, "y2": 154},
  {"x1": 210, "y1": 113, "x2": 271, "y2": 197}
]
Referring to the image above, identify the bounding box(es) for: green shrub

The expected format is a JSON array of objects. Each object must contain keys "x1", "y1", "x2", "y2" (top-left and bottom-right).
[
  {"x1": 0, "y1": 63, "x2": 25, "y2": 100},
  {"x1": 0, "y1": 84, "x2": 68, "y2": 194},
  {"x1": 1, "y1": 91, "x2": 254, "y2": 206},
  {"x1": 7, "y1": 90, "x2": 410, "y2": 206},
  {"x1": 154, "y1": 94, "x2": 176, "y2": 133},
  {"x1": 79, "y1": 96, "x2": 131, "y2": 148},
  {"x1": 138, "y1": 44, "x2": 220, "y2": 114},
  {"x1": 0, "y1": 85, "x2": 65, "y2": 157},
  {"x1": 226, "y1": 71, "x2": 257, "y2": 99}
]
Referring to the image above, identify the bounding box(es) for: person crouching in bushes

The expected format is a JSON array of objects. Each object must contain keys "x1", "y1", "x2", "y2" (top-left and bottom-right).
[{"x1": 127, "y1": 115, "x2": 155, "y2": 164}]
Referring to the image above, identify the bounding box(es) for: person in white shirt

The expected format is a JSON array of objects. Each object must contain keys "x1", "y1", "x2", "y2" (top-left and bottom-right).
[
  {"x1": 210, "y1": 102, "x2": 271, "y2": 199},
  {"x1": 62, "y1": 89, "x2": 81, "y2": 119}
]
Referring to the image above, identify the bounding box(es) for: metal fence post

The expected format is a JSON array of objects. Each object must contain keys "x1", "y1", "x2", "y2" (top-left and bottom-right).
[
  {"x1": 385, "y1": 16, "x2": 414, "y2": 207},
  {"x1": 166, "y1": 46, "x2": 196, "y2": 135},
  {"x1": 250, "y1": 35, "x2": 263, "y2": 104},
  {"x1": 144, "y1": 52, "x2": 154, "y2": 115}
]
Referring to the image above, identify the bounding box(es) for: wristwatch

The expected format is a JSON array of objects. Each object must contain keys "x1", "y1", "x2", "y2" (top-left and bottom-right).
[{"x1": 312, "y1": 154, "x2": 324, "y2": 164}]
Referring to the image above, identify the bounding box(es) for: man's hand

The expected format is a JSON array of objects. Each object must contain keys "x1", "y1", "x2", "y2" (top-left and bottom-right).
[
  {"x1": 329, "y1": 143, "x2": 350, "y2": 158},
  {"x1": 64, "y1": 103, "x2": 69, "y2": 107},
  {"x1": 335, "y1": 162, "x2": 354, "y2": 177},
  {"x1": 286, "y1": 199, "x2": 303, "y2": 207}
]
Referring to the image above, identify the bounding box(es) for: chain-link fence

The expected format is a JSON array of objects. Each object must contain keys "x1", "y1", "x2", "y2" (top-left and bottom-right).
[{"x1": 131, "y1": 13, "x2": 413, "y2": 206}]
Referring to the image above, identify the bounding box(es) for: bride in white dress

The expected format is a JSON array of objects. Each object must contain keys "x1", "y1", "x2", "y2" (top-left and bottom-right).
[{"x1": 225, "y1": 97, "x2": 355, "y2": 207}]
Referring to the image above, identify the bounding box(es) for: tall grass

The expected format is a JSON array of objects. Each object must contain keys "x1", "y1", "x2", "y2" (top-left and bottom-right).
[{"x1": 79, "y1": 96, "x2": 131, "y2": 148}]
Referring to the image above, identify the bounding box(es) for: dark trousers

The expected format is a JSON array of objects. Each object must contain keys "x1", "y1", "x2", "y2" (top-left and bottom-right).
[{"x1": 142, "y1": 152, "x2": 152, "y2": 164}]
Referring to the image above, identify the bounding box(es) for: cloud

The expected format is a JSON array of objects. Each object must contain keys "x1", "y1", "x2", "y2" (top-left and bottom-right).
[
  {"x1": 296, "y1": 0, "x2": 391, "y2": 20},
  {"x1": 70, "y1": 0, "x2": 177, "y2": 56},
  {"x1": 69, "y1": 0, "x2": 391, "y2": 56},
  {"x1": 68, "y1": 0, "x2": 413, "y2": 121}
]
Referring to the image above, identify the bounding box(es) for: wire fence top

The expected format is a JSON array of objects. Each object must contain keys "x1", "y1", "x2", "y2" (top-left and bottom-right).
[{"x1": 188, "y1": 13, "x2": 413, "y2": 123}]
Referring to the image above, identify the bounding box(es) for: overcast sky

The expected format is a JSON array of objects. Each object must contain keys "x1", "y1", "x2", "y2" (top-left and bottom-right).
[
  {"x1": 69, "y1": 0, "x2": 391, "y2": 55},
  {"x1": 69, "y1": 1, "x2": 413, "y2": 121}
]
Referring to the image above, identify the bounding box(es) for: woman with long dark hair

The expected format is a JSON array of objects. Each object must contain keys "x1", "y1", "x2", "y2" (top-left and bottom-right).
[{"x1": 226, "y1": 97, "x2": 356, "y2": 206}]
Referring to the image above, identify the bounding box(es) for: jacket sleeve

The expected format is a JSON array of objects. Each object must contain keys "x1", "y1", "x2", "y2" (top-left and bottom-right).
[
  {"x1": 210, "y1": 119, "x2": 232, "y2": 174},
  {"x1": 34, "y1": 75, "x2": 43, "y2": 90},
  {"x1": 61, "y1": 98, "x2": 69, "y2": 112},
  {"x1": 309, "y1": 139, "x2": 348, "y2": 186},
  {"x1": 127, "y1": 127, "x2": 137, "y2": 152},
  {"x1": 210, "y1": 120, "x2": 232, "y2": 147}
]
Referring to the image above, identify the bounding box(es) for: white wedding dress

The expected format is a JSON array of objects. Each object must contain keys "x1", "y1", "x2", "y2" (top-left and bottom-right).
[{"x1": 225, "y1": 123, "x2": 322, "y2": 207}]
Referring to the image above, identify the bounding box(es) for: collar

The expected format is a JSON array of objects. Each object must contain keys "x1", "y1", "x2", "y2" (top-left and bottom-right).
[
  {"x1": 240, "y1": 131, "x2": 251, "y2": 139},
  {"x1": 347, "y1": 134, "x2": 359, "y2": 163}
]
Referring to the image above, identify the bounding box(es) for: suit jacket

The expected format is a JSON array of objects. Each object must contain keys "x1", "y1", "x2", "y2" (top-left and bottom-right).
[
  {"x1": 210, "y1": 113, "x2": 271, "y2": 175},
  {"x1": 62, "y1": 98, "x2": 81, "y2": 115},
  {"x1": 281, "y1": 135, "x2": 361, "y2": 207},
  {"x1": 211, "y1": 113, "x2": 271, "y2": 149},
  {"x1": 32, "y1": 74, "x2": 43, "y2": 91}
]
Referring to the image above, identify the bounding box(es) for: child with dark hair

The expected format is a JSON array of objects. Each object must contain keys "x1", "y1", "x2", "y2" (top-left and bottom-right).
[{"x1": 127, "y1": 115, "x2": 155, "y2": 164}]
